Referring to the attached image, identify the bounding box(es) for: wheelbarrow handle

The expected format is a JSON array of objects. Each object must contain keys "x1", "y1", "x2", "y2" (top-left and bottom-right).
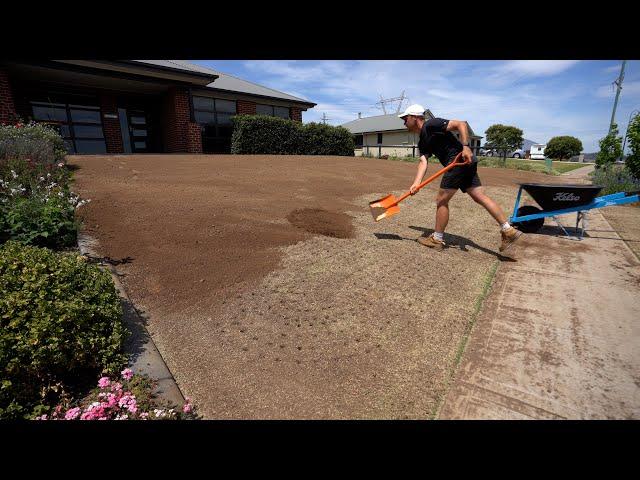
[{"x1": 395, "y1": 152, "x2": 470, "y2": 205}]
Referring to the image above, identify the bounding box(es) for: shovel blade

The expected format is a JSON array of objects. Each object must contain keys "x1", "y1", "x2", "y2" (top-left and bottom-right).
[{"x1": 369, "y1": 194, "x2": 400, "y2": 222}]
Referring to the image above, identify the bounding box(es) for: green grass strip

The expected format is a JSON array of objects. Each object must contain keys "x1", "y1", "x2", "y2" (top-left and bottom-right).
[{"x1": 429, "y1": 259, "x2": 500, "y2": 420}]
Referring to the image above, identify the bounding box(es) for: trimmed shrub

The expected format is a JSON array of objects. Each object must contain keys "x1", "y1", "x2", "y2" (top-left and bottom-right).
[
  {"x1": 0, "y1": 122, "x2": 67, "y2": 166},
  {"x1": 231, "y1": 115, "x2": 355, "y2": 156},
  {"x1": 0, "y1": 241, "x2": 128, "y2": 419},
  {"x1": 545, "y1": 136, "x2": 583, "y2": 160}
]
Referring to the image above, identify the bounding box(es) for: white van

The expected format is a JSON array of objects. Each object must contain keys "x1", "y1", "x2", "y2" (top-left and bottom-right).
[{"x1": 530, "y1": 144, "x2": 546, "y2": 160}]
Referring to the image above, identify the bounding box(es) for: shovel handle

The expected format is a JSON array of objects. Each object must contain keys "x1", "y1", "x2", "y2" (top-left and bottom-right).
[{"x1": 395, "y1": 152, "x2": 471, "y2": 205}]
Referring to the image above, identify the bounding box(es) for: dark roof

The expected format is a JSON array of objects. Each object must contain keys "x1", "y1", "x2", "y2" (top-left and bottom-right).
[{"x1": 132, "y1": 60, "x2": 316, "y2": 107}]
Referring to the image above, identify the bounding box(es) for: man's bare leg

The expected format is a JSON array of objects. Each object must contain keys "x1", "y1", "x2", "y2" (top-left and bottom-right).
[
  {"x1": 466, "y1": 186, "x2": 523, "y2": 252},
  {"x1": 417, "y1": 188, "x2": 457, "y2": 249},
  {"x1": 435, "y1": 188, "x2": 458, "y2": 233},
  {"x1": 465, "y1": 186, "x2": 507, "y2": 225}
]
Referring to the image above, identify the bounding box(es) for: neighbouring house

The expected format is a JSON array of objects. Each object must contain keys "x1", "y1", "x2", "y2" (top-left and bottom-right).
[
  {"x1": 340, "y1": 110, "x2": 483, "y2": 158},
  {"x1": 0, "y1": 60, "x2": 316, "y2": 154}
]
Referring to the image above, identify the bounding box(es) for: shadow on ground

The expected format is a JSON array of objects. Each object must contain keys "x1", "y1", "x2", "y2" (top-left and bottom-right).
[{"x1": 374, "y1": 226, "x2": 517, "y2": 262}]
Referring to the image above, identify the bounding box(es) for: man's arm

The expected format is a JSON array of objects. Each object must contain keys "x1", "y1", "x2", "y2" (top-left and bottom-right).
[
  {"x1": 446, "y1": 120, "x2": 474, "y2": 162},
  {"x1": 409, "y1": 155, "x2": 428, "y2": 194}
]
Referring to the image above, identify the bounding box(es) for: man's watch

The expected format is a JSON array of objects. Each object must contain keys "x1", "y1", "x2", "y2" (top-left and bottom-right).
[{"x1": 461, "y1": 143, "x2": 470, "y2": 147}]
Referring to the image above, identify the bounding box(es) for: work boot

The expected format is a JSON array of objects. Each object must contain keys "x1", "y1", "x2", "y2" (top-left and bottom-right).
[
  {"x1": 499, "y1": 226, "x2": 523, "y2": 252},
  {"x1": 417, "y1": 233, "x2": 445, "y2": 250}
]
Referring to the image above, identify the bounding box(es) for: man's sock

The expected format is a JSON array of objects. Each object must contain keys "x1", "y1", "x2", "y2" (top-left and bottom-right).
[
  {"x1": 433, "y1": 232, "x2": 444, "y2": 242},
  {"x1": 500, "y1": 222, "x2": 512, "y2": 232}
]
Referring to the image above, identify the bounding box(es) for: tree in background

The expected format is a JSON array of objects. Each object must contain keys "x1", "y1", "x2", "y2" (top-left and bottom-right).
[
  {"x1": 484, "y1": 124, "x2": 524, "y2": 165},
  {"x1": 625, "y1": 113, "x2": 640, "y2": 180},
  {"x1": 544, "y1": 136, "x2": 583, "y2": 160},
  {"x1": 596, "y1": 123, "x2": 623, "y2": 168}
]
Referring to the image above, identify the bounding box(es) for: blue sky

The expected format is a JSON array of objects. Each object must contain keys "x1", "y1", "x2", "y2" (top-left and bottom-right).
[{"x1": 191, "y1": 60, "x2": 640, "y2": 153}]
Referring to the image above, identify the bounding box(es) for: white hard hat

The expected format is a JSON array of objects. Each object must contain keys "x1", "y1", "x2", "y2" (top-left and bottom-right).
[{"x1": 398, "y1": 104, "x2": 425, "y2": 119}]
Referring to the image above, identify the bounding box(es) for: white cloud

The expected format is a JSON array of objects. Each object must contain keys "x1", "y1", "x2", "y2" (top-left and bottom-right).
[{"x1": 494, "y1": 60, "x2": 581, "y2": 76}]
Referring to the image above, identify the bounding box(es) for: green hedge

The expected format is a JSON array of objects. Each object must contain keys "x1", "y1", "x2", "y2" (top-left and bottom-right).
[
  {"x1": 230, "y1": 115, "x2": 354, "y2": 156},
  {"x1": 0, "y1": 241, "x2": 128, "y2": 419}
]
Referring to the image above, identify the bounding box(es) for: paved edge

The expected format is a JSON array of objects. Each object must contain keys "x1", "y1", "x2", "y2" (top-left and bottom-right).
[
  {"x1": 431, "y1": 259, "x2": 501, "y2": 419},
  {"x1": 77, "y1": 232, "x2": 186, "y2": 407}
]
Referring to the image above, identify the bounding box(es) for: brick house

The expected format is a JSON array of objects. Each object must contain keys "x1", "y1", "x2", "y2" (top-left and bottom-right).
[{"x1": 0, "y1": 60, "x2": 316, "y2": 154}]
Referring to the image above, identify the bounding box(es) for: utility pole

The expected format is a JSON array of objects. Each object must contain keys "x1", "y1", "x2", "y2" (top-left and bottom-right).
[
  {"x1": 609, "y1": 60, "x2": 627, "y2": 133},
  {"x1": 321, "y1": 113, "x2": 330, "y2": 124}
]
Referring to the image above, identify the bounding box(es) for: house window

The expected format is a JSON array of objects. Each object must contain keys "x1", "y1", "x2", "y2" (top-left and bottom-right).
[
  {"x1": 193, "y1": 96, "x2": 238, "y2": 153},
  {"x1": 30, "y1": 94, "x2": 106, "y2": 154},
  {"x1": 377, "y1": 133, "x2": 383, "y2": 144},
  {"x1": 256, "y1": 104, "x2": 290, "y2": 119},
  {"x1": 354, "y1": 134, "x2": 363, "y2": 148}
]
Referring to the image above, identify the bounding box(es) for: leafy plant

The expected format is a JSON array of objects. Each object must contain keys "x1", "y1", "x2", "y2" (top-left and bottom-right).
[
  {"x1": 0, "y1": 121, "x2": 67, "y2": 166},
  {"x1": 589, "y1": 163, "x2": 640, "y2": 195},
  {"x1": 231, "y1": 115, "x2": 354, "y2": 156},
  {"x1": 0, "y1": 241, "x2": 128, "y2": 419},
  {"x1": 624, "y1": 113, "x2": 640, "y2": 180},
  {"x1": 596, "y1": 123, "x2": 623, "y2": 168},
  {"x1": 544, "y1": 136, "x2": 583, "y2": 160}
]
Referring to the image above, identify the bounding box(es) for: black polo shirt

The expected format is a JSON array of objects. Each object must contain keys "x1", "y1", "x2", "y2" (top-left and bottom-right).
[{"x1": 418, "y1": 117, "x2": 476, "y2": 166}]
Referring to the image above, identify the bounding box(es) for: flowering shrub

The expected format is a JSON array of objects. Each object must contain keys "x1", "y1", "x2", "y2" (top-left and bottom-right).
[
  {"x1": 34, "y1": 369, "x2": 198, "y2": 421},
  {"x1": 0, "y1": 121, "x2": 67, "y2": 166},
  {"x1": 0, "y1": 158, "x2": 88, "y2": 248},
  {"x1": 589, "y1": 163, "x2": 640, "y2": 195}
]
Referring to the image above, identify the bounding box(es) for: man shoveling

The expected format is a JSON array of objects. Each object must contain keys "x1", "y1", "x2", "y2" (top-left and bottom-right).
[{"x1": 399, "y1": 104, "x2": 523, "y2": 252}]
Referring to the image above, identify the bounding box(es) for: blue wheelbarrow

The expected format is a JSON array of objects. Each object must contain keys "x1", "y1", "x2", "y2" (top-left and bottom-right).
[{"x1": 509, "y1": 183, "x2": 640, "y2": 240}]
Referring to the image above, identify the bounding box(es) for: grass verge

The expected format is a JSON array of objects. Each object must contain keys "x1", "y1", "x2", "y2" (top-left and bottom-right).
[
  {"x1": 362, "y1": 153, "x2": 590, "y2": 174},
  {"x1": 429, "y1": 259, "x2": 500, "y2": 420}
]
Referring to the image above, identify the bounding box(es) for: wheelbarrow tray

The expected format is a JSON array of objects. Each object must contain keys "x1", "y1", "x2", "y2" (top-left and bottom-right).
[{"x1": 519, "y1": 183, "x2": 603, "y2": 211}]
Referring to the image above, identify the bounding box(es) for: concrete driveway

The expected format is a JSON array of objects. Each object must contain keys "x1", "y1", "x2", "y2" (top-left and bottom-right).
[{"x1": 438, "y1": 165, "x2": 640, "y2": 419}]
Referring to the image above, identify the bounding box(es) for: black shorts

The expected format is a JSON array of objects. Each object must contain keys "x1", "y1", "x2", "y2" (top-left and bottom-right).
[{"x1": 440, "y1": 161, "x2": 481, "y2": 193}]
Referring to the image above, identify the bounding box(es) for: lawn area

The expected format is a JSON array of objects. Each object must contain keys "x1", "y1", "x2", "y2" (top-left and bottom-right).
[{"x1": 363, "y1": 154, "x2": 591, "y2": 175}]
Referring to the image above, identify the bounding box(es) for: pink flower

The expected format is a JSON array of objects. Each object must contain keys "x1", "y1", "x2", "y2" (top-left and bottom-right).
[
  {"x1": 140, "y1": 412, "x2": 149, "y2": 420},
  {"x1": 35, "y1": 414, "x2": 48, "y2": 420},
  {"x1": 121, "y1": 368, "x2": 134, "y2": 381},
  {"x1": 111, "y1": 382, "x2": 123, "y2": 393},
  {"x1": 64, "y1": 407, "x2": 82, "y2": 420},
  {"x1": 98, "y1": 377, "x2": 111, "y2": 389},
  {"x1": 182, "y1": 401, "x2": 193, "y2": 414}
]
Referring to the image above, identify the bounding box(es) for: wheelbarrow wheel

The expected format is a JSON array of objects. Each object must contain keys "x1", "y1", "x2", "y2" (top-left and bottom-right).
[{"x1": 513, "y1": 205, "x2": 545, "y2": 233}]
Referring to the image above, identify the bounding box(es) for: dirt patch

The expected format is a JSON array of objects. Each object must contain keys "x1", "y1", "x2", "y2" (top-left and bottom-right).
[
  {"x1": 68, "y1": 154, "x2": 559, "y2": 419},
  {"x1": 287, "y1": 208, "x2": 354, "y2": 238}
]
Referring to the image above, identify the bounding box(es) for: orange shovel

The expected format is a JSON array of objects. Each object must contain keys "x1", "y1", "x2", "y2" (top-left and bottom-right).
[{"x1": 369, "y1": 152, "x2": 471, "y2": 222}]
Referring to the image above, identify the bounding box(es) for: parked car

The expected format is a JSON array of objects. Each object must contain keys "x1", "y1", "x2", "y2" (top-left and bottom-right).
[{"x1": 480, "y1": 147, "x2": 525, "y2": 158}]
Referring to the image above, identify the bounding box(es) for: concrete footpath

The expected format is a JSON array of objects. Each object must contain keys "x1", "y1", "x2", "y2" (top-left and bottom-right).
[{"x1": 438, "y1": 165, "x2": 640, "y2": 419}]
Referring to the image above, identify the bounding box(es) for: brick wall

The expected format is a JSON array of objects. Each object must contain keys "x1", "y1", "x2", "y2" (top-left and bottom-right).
[
  {"x1": 163, "y1": 87, "x2": 201, "y2": 153},
  {"x1": 290, "y1": 107, "x2": 302, "y2": 122},
  {"x1": 187, "y1": 121, "x2": 202, "y2": 154},
  {"x1": 100, "y1": 94, "x2": 124, "y2": 153},
  {"x1": 0, "y1": 69, "x2": 17, "y2": 124},
  {"x1": 237, "y1": 99, "x2": 256, "y2": 115}
]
